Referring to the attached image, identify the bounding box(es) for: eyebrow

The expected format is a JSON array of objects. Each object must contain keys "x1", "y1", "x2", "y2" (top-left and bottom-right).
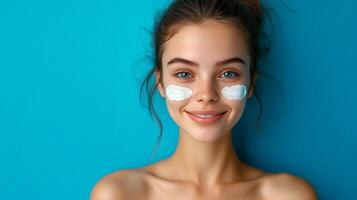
[{"x1": 166, "y1": 57, "x2": 246, "y2": 67}]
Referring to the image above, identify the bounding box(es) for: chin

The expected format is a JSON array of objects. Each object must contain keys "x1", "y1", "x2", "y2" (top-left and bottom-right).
[{"x1": 185, "y1": 127, "x2": 228, "y2": 143}]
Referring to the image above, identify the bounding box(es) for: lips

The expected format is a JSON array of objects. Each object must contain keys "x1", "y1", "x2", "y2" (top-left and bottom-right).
[
  {"x1": 186, "y1": 110, "x2": 227, "y2": 115},
  {"x1": 185, "y1": 110, "x2": 227, "y2": 124}
]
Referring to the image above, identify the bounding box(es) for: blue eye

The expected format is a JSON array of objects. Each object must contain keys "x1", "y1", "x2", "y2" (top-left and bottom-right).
[
  {"x1": 174, "y1": 71, "x2": 238, "y2": 80},
  {"x1": 175, "y1": 71, "x2": 192, "y2": 79},
  {"x1": 220, "y1": 71, "x2": 239, "y2": 79}
]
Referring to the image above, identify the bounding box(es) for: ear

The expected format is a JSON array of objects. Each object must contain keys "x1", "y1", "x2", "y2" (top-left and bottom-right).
[
  {"x1": 154, "y1": 67, "x2": 165, "y2": 97},
  {"x1": 248, "y1": 72, "x2": 258, "y2": 98}
]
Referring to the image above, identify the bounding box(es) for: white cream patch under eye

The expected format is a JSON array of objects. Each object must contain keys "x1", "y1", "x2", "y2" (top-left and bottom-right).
[
  {"x1": 165, "y1": 84, "x2": 192, "y2": 101},
  {"x1": 221, "y1": 85, "x2": 247, "y2": 100}
]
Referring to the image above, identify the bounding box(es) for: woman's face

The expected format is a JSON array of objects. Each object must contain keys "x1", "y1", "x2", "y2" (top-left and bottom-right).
[{"x1": 156, "y1": 20, "x2": 254, "y2": 142}]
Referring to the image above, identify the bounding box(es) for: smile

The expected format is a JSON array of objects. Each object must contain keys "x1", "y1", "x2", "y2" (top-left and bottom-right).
[{"x1": 185, "y1": 111, "x2": 227, "y2": 124}]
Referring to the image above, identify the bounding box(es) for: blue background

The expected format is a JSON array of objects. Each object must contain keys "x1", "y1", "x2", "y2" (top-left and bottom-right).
[{"x1": 0, "y1": 0, "x2": 356, "y2": 199}]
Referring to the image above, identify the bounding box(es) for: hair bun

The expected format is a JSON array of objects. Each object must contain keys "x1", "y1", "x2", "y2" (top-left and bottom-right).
[{"x1": 240, "y1": 0, "x2": 263, "y2": 25}]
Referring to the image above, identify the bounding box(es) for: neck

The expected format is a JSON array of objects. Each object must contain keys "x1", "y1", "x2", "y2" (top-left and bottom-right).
[{"x1": 166, "y1": 128, "x2": 244, "y2": 189}]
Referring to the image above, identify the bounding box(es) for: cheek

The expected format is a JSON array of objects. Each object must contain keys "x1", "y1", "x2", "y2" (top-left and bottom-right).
[
  {"x1": 221, "y1": 84, "x2": 248, "y2": 101},
  {"x1": 224, "y1": 99, "x2": 247, "y2": 124},
  {"x1": 165, "y1": 99, "x2": 187, "y2": 124},
  {"x1": 165, "y1": 84, "x2": 192, "y2": 101}
]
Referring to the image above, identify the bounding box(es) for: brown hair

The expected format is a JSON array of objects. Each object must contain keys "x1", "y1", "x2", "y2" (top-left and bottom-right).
[{"x1": 139, "y1": 0, "x2": 270, "y2": 162}]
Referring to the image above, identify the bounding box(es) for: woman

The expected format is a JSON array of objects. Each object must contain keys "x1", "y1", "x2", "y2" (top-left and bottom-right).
[{"x1": 91, "y1": 0, "x2": 318, "y2": 199}]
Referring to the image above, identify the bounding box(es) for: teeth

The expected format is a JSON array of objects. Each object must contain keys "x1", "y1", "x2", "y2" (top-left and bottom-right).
[{"x1": 194, "y1": 114, "x2": 215, "y2": 118}]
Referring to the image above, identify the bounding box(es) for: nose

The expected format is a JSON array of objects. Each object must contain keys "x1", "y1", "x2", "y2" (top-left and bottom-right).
[{"x1": 193, "y1": 78, "x2": 220, "y2": 103}]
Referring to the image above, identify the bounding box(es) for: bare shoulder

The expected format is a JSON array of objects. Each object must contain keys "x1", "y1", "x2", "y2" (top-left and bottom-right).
[
  {"x1": 90, "y1": 169, "x2": 150, "y2": 200},
  {"x1": 261, "y1": 173, "x2": 318, "y2": 200}
]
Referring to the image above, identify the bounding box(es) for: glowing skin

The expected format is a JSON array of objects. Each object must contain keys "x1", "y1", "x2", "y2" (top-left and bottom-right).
[
  {"x1": 165, "y1": 84, "x2": 247, "y2": 101},
  {"x1": 150, "y1": 20, "x2": 261, "y2": 193},
  {"x1": 156, "y1": 19, "x2": 254, "y2": 145}
]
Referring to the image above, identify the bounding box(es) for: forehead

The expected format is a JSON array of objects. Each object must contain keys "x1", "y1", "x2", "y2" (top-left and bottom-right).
[{"x1": 162, "y1": 20, "x2": 250, "y2": 67}]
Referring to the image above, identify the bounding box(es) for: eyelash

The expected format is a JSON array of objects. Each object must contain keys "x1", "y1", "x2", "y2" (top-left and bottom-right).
[{"x1": 174, "y1": 70, "x2": 239, "y2": 80}]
